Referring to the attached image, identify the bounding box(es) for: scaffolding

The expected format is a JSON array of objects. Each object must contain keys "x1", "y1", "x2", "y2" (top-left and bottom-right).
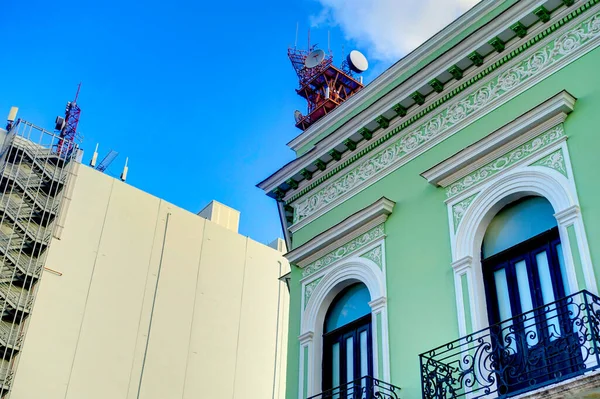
[{"x1": 0, "y1": 120, "x2": 77, "y2": 397}]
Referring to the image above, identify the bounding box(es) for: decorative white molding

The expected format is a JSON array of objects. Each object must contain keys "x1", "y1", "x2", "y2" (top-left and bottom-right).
[
  {"x1": 451, "y1": 256, "x2": 474, "y2": 275},
  {"x1": 369, "y1": 296, "x2": 387, "y2": 311},
  {"x1": 298, "y1": 331, "x2": 314, "y2": 345},
  {"x1": 361, "y1": 245, "x2": 383, "y2": 269},
  {"x1": 531, "y1": 148, "x2": 568, "y2": 177},
  {"x1": 300, "y1": 258, "x2": 390, "y2": 397},
  {"x1": 452, "y1": 193, "x2": 479, "y2": 231},
  {"x1": 259, "y1": 1, "x2": 584, "y2": 198},
  {"x1": 301, "y1": 224, "x2": 384, "y2": 278},
  {"x1": 421, "y1": 91, "x2": 576, "y2": 187},
  {"x1": 449, "y1": 164, "x2": 597, "y2": 332},
  {"x1": 304, "y1": 277, "x2": 324, "y2": 308},
  {"x1": 286, "y1": 8, "x2": 600, "y2": 229},
  {"x1": 284, "y1": 0, "x2": 579, "y2": 155},
  {"x1": 286, "y1": 197, "x2": 395, "y2": 262},
  {"x1": 445, "y1": 124, "x2": 566, "y2": 199},
  {"x1": 555, "y1": 204, "x2": 582, "y2": 225}
]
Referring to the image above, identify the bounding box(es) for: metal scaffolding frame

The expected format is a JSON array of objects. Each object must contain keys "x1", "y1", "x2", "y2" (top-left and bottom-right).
[{"x1": 0, "y1": 120, "x2": 76, "y2": 397}]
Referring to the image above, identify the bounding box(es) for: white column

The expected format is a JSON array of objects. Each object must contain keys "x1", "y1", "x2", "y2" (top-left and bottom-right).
[
  {"x1": 298, "y1": 331, "x2": 314, "y2": 399},
  {"x1": 369, "y1": 296, "x2": 389, "y2": 382}
]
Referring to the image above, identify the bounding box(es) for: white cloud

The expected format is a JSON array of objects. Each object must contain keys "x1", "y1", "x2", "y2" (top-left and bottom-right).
[{"x1": 311, "y1": 0, "x2": 482, "y2": 62}]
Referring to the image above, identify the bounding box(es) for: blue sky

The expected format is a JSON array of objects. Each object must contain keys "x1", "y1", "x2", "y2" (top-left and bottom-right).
[{"x1": 1, "y1": 0, "x2": 477, "y2": 244}]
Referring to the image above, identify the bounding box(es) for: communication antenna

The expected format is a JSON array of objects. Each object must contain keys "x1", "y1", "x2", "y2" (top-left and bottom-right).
[
  {"x1": 56, "y1": 83, "x2": 82, "y2": 156},
  {"x1": 295, "y1": 22, "x2": 299, "y2": 48},
  {"x1": 347, "y1": 50, "x2": 369, "y2": 73},
  {"x1": 120, "y1": 157, "x2": 129, "y2": 182},
  {"x1": 287, "y1": 31, "x2": 365, "y2": 131},
  {"x1": 305, "y1": 49, "x2": 325, "y2": 68},
  {"x1": 95, "y1": 150, "x2": 119, "y2": 172},
  {"x1": 6, "y1": 107, "x2": 18, "y2": 131},
  {"x1": 90, "y1": 143, "x2": 99, "y2": 167}
]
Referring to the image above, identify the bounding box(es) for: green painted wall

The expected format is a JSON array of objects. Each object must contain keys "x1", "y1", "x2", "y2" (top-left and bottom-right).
[
  {"x1": 284, "y1": 20, "x2": 600, "y2": 399},
  {"x1": 295, "y1": 0, "x2": 520, "y2": 156},
  {"x1": 286, "y1": 266, "x2": 302, "y2": 399}
]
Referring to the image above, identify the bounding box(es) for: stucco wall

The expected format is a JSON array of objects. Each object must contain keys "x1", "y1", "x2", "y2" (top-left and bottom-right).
[{"x1": 8, "y1": 164, "x2": 289, "y2": 399}]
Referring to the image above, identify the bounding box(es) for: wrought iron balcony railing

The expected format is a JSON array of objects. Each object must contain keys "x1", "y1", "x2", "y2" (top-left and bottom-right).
[
  {"x1": 420, "y1": 290, "x2": 600, "y2": 399},
  {"x1": 307, "y1": 376, "x2": 400, "y2": 399}
]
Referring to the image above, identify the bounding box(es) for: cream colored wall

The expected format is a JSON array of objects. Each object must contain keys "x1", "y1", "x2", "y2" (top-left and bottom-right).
[{"x1": 9, "y1": 164, "x2": 289, "y2": 399}]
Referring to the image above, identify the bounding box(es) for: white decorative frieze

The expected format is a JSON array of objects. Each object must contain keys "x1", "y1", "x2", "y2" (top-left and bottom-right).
[
  {"x1": 302, "y1": 224, "x2": 384, "y2": 278},
  {"x1": 290, "y1": 10, "x2": 600, "y2": 225},
  {"x1": 446, "y1": 124, "x2": 565, "y2": 198}
]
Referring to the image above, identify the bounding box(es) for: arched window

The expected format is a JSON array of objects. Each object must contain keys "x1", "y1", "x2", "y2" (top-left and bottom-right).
[
  {"x1": 322, "y1": 283, "x2": 372, "y2": 392},
  {"x1": 481, "y1": 196, "x2": 575, "y2": 395}
]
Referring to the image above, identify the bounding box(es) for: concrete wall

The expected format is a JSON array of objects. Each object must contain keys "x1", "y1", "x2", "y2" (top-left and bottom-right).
[{"x1": 8, "y1": 164, "x2": 289, "y2": 399}]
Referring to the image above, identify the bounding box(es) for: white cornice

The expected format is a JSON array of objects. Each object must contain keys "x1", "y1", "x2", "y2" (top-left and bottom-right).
[
  {"x1": 285, "y1": 0, "x2": 568, "y2": 154},
  {"x1": 285, "y1": 197, "x2": 395, "y2": 265},
  {"x1": 287, "y1": 0, "x2": 506, "y2": 152},
  {"x1": 259, "y1": 0, "x2": 578, "y2": 195},
  {"x1": 421, "y1": 91, "x2": 576, "y2": 188}
]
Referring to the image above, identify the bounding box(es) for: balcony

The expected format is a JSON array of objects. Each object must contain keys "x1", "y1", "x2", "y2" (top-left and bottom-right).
[
  {"x1": 420, "y1": 290, "x2": 600, "y2": 399},
  {"x1": 308, "y1": 376, "x2": 401, "y2": 399}
]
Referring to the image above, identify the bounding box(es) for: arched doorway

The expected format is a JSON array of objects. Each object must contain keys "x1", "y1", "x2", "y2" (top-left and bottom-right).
[
  {"x1": 481, "y1": 196, "x2": 582, "y2": 395},
  {"x1": 322, "y1": 283, "x2": 373, "y2": 394}
]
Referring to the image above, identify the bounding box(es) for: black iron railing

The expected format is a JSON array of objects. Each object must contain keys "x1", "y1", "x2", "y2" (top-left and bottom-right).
[
  {"x1": 308, "y1": 376, "x2": 400, "y2": 399},
  {"x1": 420, "y1": 290, "x2": 600, "y2": 399}
]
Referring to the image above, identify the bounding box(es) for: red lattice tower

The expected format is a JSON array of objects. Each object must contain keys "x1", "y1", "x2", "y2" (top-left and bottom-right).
[{"x1": 288, "y1": 47, "x2": 363, "y2": 131}]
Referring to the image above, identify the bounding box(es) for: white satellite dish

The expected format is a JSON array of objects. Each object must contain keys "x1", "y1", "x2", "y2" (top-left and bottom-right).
[
  {"x1": 305, "y1": 49, "x2": 325, "y2": 68},
  {"x1": 294, "y1": 110, "x2": 304, "y2": 123},
  {"x1": 347, "y1": 50, "x2": 369, "y2": 73}
]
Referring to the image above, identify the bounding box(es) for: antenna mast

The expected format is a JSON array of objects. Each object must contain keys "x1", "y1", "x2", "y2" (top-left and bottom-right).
[
  {"x1": 287, "y1": 32, "x2": 367, "y2": 131},
  {"x1": 55, "y1": 83, "x2": 82, "y2": 156}
]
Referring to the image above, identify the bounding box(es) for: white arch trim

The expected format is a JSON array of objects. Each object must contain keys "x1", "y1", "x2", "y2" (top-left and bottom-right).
[
  {"x1": 298, "y1": 257, "x2": 390, "y2": 399},
  {"x1": 452, "y1": 166, "x2": 597, "y2": 334}
]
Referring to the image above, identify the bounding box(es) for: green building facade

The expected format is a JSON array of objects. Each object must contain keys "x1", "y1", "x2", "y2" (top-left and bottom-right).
[{"x1": 259, "y1": 1, "x2": 600, "y2": 398}]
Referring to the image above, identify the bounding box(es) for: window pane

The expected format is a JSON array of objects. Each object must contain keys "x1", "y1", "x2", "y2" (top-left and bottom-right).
[
  {"x1": 483, "y1": 197, "x2": 557, "y2": 258},
  {"x1": 515, "y1": 260, "x2": 538, "y2": 346},
  {"x1": 346, "y1": 337, "x2": 354, "y2": 398},
  {"x1": 494, "y1": 268, "x2": 513, "y2": 321},
  {"x1": 360, "y1": 330, "x2": 368, "y2": 395},
  {"x1": 332, "y1": 342, "x2": 340, "y2": 388},
  {"x1": 537, "y1": 251, "x2": 561, "y2": 340},
  {"x1": 494, "y1": 269, "x2": 516, "y2": 351},
  {"x1": 325, "y1": 284, "x2": 372, "y2": 333},
  {"x1": 346, "y1": 337, "x2": 354, "y2": 385}
]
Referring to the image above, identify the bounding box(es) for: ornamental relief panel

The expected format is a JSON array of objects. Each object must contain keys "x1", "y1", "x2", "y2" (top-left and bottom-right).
[
  {"x1": 302, "y1": 224, "x2": 384, "y2": 278},
  {"x1": 530, "y1": 148, "x2": 568, "y2": 177},
  {"x1": 446, "y1": 124, "x2": 565, "y2": 199},
  {"x1": 290, "y1": 10, "x2": 600, "y2": 226},
  {"x1": 301, "y1": 226, "x2": 385, "y2": 306},
  {"x1": 448, "y1": 140, "x2": 573, "y2": 234}
]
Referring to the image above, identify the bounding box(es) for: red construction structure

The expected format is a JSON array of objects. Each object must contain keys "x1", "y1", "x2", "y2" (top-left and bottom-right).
[{"x1": 288, "y1": 46, "x2": 364, "y2": 131}]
